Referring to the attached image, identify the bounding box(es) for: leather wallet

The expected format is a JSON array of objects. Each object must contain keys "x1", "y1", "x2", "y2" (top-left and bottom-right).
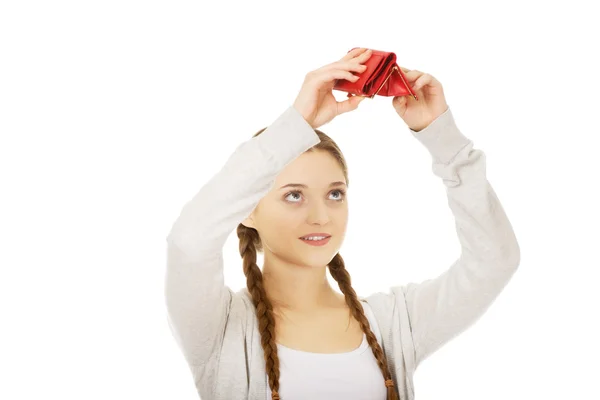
[{"x1": 333, "y1": 47, "x2": 418, "y2": 100}]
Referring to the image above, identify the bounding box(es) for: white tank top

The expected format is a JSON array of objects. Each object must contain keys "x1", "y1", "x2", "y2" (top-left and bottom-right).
[{"x1": 265, "y1": 301, "x2": 388, "y2": 400}]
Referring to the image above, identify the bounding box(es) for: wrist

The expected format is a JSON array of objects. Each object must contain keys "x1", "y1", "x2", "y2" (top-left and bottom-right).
[
  {"x1": 410, "y1": 106, "x2": 471, "y2": 165},
  {"x1": 292, "y1": 103, "x2": 314, "y2": 128}
]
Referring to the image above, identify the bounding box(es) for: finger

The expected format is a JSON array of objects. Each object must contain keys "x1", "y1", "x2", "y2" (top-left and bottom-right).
[
  {"x1": 341, "y1": 47, "x2": 369, "y2": 61},
  {"x1": 337, "y1": 95, "x2": 366, "y2": 115},
  {"x1": 339, "y1": 49, "x2": 372, "y2": 68},
  {"x1": 323, "y1": 59, "x2": 368, "y2": 74},
  {"x1": 353, "y1": 48, "x2": 373, "y2": 63},
  {"x1": 310, "y1": 68, "x2": 359, "y2": 85},
  {"x1": 412, "y1": 76, "x2": 426, "y2": 91},
  {"x1": 403, "y1": 70, "x2": 425, "y2": 82},
  {"x1": 323, "y1": 50, "x2": 372, "y2": 74},
  {"x1": 399, "y1": 66, "x2": 411, "y2": 73},
  {"x1": 412, "y1": 73, "x2": 438, "y2": 91},
  {"x1": 392, "y1": 95, "x2": 408, "y2": 114}
]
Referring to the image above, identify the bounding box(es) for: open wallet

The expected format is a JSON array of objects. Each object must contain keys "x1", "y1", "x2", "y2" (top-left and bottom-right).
[{"x1": 333, "y1": 47, "x2": 419, "y2": 100}]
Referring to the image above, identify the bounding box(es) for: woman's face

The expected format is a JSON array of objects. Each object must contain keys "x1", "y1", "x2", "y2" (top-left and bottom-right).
[{"x1": 242, "y1": 149, "x2": 349, "y2": 268}]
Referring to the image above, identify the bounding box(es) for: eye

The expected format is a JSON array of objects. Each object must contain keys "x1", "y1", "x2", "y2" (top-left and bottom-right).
[
  {"x1": 285, "y1": 191, "x2": 302, "y2": 202},
  {"x1": 330, "y1": 189, "x2": 347, "y2": 201},
  {"x1": 284, "y1": 189, "x2": 347, "y2": 203}
]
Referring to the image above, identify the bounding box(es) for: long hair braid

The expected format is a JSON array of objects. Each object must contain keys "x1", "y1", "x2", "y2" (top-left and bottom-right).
[
  {"x1": 235, "y1": 125, "x2": 398, "y2": 399},
  {"x1": 236, "y1": 224, "x2": 282, "y2": 398},
  {"x1": 329, "y1": 253, "x2": 399, "y2": 400}
]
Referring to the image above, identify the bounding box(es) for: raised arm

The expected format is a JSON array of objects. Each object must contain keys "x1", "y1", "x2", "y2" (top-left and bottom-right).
[
  {"x1": 164, "y1": 105, "x2": 321, "y2": 366},
  {"x1": 399, "y1": 106, "x2": 521, "y2": 368}
]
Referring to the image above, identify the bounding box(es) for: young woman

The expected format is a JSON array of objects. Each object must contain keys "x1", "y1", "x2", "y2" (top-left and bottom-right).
[{"x1": 164, "y1": 47, "x2": 520, "y2": 400}]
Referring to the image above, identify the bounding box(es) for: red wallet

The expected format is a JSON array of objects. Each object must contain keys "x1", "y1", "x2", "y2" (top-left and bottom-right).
[{"x1": 333, "y1": 48, "x2": 418, "y2": 100}]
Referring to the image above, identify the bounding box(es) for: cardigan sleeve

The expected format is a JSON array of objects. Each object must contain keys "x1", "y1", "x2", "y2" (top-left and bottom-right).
[
  {"x1": 164, "y1": 105, "x2": 321, "y2": 366},
  {"x1": 399, "y1": 106, "x2": 521, "y2": 368}
]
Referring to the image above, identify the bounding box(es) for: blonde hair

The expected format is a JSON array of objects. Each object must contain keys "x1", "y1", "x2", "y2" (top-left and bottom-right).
[{"x1": 236, "y1": 126, "x2": 398, "y2": 400}]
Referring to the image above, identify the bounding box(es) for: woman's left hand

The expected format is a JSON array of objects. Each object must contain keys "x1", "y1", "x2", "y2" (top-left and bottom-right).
[{"x1": 392, "y1": 67, "x2": 449, "y2": 132}]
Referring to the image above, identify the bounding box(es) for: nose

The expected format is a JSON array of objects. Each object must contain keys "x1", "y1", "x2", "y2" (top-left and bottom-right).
[{"x1": 307, "y1": 201, "x2": 330, "y2": 225}]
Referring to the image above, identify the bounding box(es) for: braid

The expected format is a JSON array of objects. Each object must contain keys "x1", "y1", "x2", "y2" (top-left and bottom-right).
[
  {"x1": 237, "y1": 224, "x2": 282, "y2": 400},
  {"x1": 236, "y1": 224, "x2": 398, "y2": 400},
  {"x1": 329, "y1": 253, "x2": 399, "y2": 400},
  {"x1": 242, "y1": 115, "x2": 389, "y2": 398}
]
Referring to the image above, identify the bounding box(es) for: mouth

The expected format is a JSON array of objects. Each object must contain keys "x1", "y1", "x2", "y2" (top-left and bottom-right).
[{"x1": 299, "y1": 235, "x2": 331, "y2": 246}]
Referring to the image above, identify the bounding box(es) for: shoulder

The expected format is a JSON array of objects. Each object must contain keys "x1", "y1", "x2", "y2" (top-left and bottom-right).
[
  {"x1": 362, "y1": 287, "x2": 417, "y2": 398},
  {"x1": 361, "y1": 286, "x2": 414, "y2": 354},
  {"x1": 361, "y1": 286, "x2": 407, "y2": 315}
]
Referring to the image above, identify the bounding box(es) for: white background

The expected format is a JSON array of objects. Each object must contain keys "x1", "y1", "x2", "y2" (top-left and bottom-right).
[{"x1": 1, "y1": 0, "x2": 599, "y2": 399}]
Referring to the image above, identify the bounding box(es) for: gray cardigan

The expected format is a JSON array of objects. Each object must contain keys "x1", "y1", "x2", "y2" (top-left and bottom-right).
[{"x1": 164, "y1": 104, "x2": 521, "y2": 399}]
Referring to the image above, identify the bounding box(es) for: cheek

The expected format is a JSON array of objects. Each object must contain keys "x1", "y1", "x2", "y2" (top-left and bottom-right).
[{"x1": 260, "y1": 207, "x2": 304, "y2": 244}]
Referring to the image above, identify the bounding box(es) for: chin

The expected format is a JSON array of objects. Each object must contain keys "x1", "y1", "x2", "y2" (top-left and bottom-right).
[
  {"x1": 273, "y1": 238, "x2": 339, "y2": 267},
  {"x1": 297, "y1": 249, "x2": 339, "y2": 268}
]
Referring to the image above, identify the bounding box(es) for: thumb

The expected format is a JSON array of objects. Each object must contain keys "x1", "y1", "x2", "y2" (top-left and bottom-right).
[
  {"x1": 392, "y1": 95, "x2": 407, "y2": 115},
  {"x1": 337, "y1": 95, "x2": 366, "y2": 115}
]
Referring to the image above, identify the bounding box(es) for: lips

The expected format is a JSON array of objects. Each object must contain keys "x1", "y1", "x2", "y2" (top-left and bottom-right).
[
  {"x1": 299, "y1": 233, "x2": 331, "y2": 239},
  {"x1": 299, "y1": 236, "x2": 331, "y2": 246}
]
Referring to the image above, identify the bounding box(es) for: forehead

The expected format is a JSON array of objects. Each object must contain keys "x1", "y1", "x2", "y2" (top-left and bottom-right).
[{"x1": 276, "y1": 150, "x2": 344, "y2": 187}]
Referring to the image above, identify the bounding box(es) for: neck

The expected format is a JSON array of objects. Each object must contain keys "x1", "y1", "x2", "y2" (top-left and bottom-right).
[{"x1": 261, "y1": 254, "x2": 340, "y2": 312}]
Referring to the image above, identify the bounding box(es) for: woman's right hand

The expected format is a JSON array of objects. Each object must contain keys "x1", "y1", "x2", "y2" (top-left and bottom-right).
[{"x1": 292, "y1": 48, "x2": 373, "y2": 129}]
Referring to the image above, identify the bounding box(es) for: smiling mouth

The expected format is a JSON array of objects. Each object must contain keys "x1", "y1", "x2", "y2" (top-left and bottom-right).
[{"x1": 299, "y1": 236, "x2": 331, "y2": 246}]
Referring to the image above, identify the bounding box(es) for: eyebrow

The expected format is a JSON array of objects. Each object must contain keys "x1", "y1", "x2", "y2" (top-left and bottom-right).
[{"x1": 279, "y1": 181, "x2": 347, "y2": 190}]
